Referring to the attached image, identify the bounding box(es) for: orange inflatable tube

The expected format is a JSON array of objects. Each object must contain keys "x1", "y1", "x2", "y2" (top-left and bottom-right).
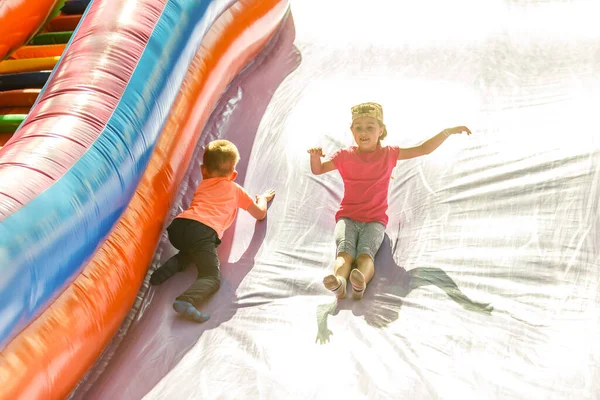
[
  {"x1": 0, "y1": 133, "x2": 11, "y2": 147},
  {"x1": 0, "y1": 108, "x2": 30, "y2": 115},
  {"x1": 0, "y1": 0, "x2": 60, "y2": 60},
  {"x1": 45, "y1": 14, "x2": 82, "y2": 32},
  {"x1": 0, "y1": 0, "x2": 289, "y2": 398},
  {"x1": 9, "y1": 44, "x2": 66, "y2": 60},
  {"x1": 0, "y1": 89, "x2": 41, "y2": 107}
]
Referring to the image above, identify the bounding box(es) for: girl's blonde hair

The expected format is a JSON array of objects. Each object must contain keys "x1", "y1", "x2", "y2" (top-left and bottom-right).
[{"x1": 203, "y1": 140, "x2": 240, "y2": 176}]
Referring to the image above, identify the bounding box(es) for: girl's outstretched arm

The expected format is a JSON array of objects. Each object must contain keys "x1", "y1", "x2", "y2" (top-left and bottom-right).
[
  {"x1": 308, "y1": 147, "x2": 337, "y2": 175},
  {"x1": 397, "y1": 126, "x2": 471, "y2": 160}
]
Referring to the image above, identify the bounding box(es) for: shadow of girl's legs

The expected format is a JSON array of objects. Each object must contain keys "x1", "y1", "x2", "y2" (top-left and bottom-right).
[{"x1": 408, "y1": 267, "x2": 493, "y2": 314}]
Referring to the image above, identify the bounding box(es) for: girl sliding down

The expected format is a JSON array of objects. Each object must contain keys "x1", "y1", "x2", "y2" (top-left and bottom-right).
[{"x1": 308, "y1": 102, "x2": 471, "y2": 300}]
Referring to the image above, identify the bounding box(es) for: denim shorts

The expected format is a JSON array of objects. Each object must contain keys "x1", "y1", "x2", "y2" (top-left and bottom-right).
[{"x1": 334, "y1": 217, "x2": 385, "y2": 260}]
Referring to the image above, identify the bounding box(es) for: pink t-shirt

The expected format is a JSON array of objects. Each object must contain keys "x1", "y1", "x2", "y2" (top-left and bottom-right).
[
  {"x1": 177, "y1": 177, "x2": 254, "y2": 239},
  {"x1": 330, "y1": 145, "x2": 400, "y2": 226}
]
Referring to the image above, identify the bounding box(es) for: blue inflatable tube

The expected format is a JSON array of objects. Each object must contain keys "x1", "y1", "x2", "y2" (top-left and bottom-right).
[
  {"x1": 61, "y1": 0, "x2": 91, "y2": 15},
  {"x1": 0, "y1": 71, "x2": 52, "y2": 91}
]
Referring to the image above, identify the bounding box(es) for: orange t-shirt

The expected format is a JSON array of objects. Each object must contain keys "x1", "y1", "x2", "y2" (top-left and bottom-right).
[{"x1": 177, "y1": 177, "x2": 254, "y2": 239}]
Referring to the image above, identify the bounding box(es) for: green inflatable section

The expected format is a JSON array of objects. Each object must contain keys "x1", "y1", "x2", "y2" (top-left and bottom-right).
[
  {"x1": 0, "y1": 114, "x2": 26, "y2": 133},
  {"x1": 30, "y1": 31, "x2": 74, "y2": 45}
]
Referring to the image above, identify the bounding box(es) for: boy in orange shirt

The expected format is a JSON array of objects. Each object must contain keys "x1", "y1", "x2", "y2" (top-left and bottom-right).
[{"x1": 150, "y1": 140, "x2": 275, "y2": 322}]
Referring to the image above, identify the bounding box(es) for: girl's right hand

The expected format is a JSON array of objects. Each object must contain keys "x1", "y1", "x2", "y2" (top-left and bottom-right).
[{"x1": 307, "y1": 147, "x2": 325, "y2": 157}]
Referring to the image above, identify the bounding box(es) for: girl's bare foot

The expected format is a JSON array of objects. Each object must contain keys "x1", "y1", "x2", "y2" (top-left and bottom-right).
[
  {"x1": 350, "y1": 269, "x2": 366, "y2": 300},
  {"x1": 323, "y1": 274, "x2": 346, "y2": 299}
]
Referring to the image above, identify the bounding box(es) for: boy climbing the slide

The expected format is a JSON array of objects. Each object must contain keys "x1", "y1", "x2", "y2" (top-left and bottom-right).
[{"x1": 150, "y1": 140, "x2": 275, "y2": 322}]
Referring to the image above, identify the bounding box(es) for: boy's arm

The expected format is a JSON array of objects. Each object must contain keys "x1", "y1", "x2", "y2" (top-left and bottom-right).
[
  {"x1": 397, "y1": 126, "x2": 472, "y2": 160},
  {"x1": 308, "y1": 147, "x2": 337, "y2": 175},
  {"x1": 247, "y1": 189, "x2": 275, "y2": 221}
]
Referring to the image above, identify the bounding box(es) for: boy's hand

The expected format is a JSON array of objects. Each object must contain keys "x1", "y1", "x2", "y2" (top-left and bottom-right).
[
  {"x1": 257, "y1": 189, "x2": 275, "y2": 203},
  {"x1": 446, "y1": 126, "x2": 472, "y2": 135},
  {"x1": 307, "y1": 147, "x2": 325, "y2": 157}
]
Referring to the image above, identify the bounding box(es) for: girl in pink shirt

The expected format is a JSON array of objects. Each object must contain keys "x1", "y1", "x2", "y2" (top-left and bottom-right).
[
  {"x1": 151, "y1": 140, "x2": 275, "y2": 322},
  {"x1": 308, "y1": 102, "x2": 471, "y2": 300}
]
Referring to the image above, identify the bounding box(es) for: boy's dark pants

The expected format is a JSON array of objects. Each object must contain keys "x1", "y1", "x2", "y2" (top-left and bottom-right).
[{"x1": 158, "y1": 218, "x2": 222, "y2": 308}]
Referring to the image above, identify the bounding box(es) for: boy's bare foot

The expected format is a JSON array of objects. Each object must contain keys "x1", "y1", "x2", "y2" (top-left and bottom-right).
[
  {"x1": 350, "y1": 269, "x2": 366, "y2": 300},
  {"x1": 323, "y1": 274, "x2": 346, "y2": 299}
]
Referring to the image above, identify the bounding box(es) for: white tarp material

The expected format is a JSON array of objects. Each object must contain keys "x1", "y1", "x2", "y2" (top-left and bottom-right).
[{"x1": 82, "y1": 1, "x2": 600, "y2": 399}]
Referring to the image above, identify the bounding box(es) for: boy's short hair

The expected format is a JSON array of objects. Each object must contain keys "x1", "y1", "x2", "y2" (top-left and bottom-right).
[{"x1": 203, "y1": 140, "x2": 240, "y2": 176}]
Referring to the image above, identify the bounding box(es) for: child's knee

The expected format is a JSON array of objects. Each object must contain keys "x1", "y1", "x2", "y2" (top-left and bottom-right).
[
  {"x1": 355, "y1": 253, "x2": 374, "y2": 266},
  {"x1": 336, "y1": 252, "x2": 354, "y2": 265}
]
